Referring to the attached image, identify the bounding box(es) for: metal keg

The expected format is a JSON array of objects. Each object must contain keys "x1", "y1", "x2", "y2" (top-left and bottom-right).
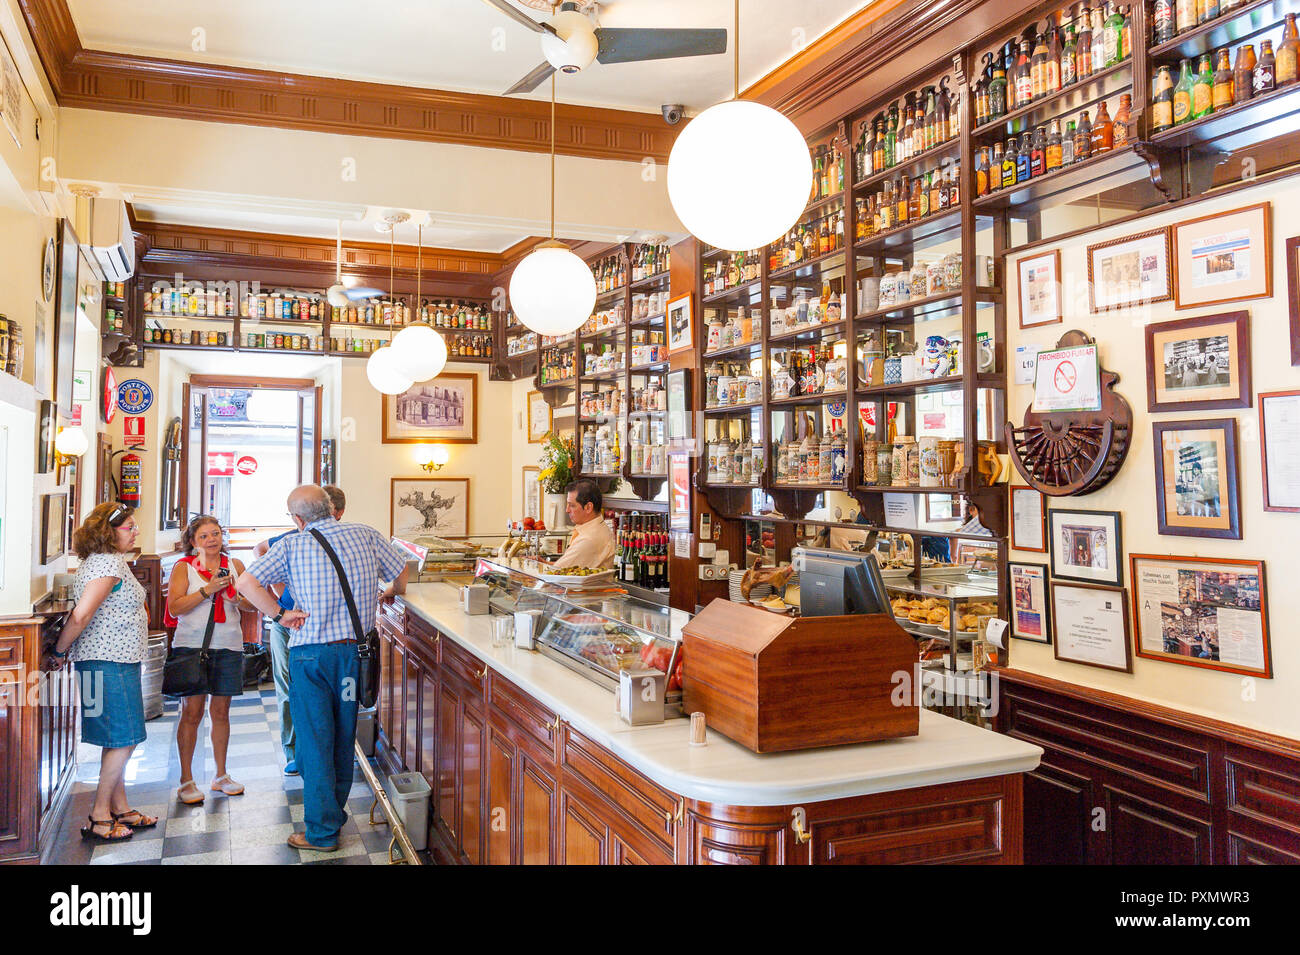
[{"x1": 142, "y1": 631, "x2": 168, "y2": 720}]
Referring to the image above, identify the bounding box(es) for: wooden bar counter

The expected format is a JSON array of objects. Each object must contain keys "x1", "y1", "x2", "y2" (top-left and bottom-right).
[{"x1": 375, "y1": 583, "x2": 1041, "y2": 865}]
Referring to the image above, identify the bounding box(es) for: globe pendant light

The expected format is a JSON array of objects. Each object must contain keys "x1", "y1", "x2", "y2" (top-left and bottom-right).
[
  {"x1": 666, "y1": 0, "x2": 812, "y2": 252},
  {"x1": 509, "y1": 75, "x2": 597, "y2": 336},
  {"x1": 390, "y1": 222, "x2": 449, "y2": 382},
  {"x1": 366, "y1": 218, "x2": 415, "y2": 395}
]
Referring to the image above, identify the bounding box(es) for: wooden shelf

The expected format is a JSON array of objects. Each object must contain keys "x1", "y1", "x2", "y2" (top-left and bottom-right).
[
  {"x1": 971, "y1": 145, "x2": 1150, "y2": 217},
  {"x1": 1148, "y1": 0, "x2": 1300, "y2": 61},
  {"x1": 1148, "y1": 83, "x2": 1300, "y2": 153},
  {"x1": 594, "y1": 284, "x2": 627, "y2": 302},
  {"x1": 702, "y1": 340, "x2": 764, "y2": 361},
  {"x1": 800, "y1": 190, "x2": 848, "y2": 217},
  {"x1": 768, "y1": 248, "x2": 848, "y2": 282},
  {"x1": 857, "y1": 485, "x2": 965, "y2": 495},
  {"x1": 853, "y1": 206, "x2": 963, "y2": 255},
  {"x1": 629, "y1": 312, "x2": 665, "y2": 327},
  {"x1": 628, "y1": 409, "x2": 665, "y2": 419},
  {"x1": 853, "y1": 139, "x2": 961, "y2": 193},
  {"x1": 578, "y1": 324, "x2": 625, "y2": 342},
  {"x1": 143, "y1": 312, "x2": 238, "y2": 322},
  {"x1": 770, "y1": 483, "x2": 851, "y2": 491},
  {"x1": 630, "y1": 270, "x2": 671, "y2": 290},
  {"x1": 702, "y1": 482, "x2": 762, "y2": 489},
  {"x1": 767, "y1": 320, "x2": 847, "y2": 346},
  {"x1": 971, "y1": 59, "x2": 1133, "y2": 144},
  {"x1": 629, "y1": 360, "x2": 669, "y2": 373},
  {"x1": 768, "y1": 391, "x2": 848, "y2": 407},
  {"x1": 704, "y1": 401, "x2": 764, "y2": 415},
  {"x1": 857, "y1": 372, "x2": 1004, "y2": 398},
  {"x1": 602, "y1": 497, "x2": 667, "y2": 513},
  {"x1": 854, "y1": 287, "x2": 1001, "y2": 325},
  {"x1": 538, "y1": 378, "x2": 577, "y2": 389},
  {"x1": 581, "y1": 368, "x2": 625, "y2": 382},
  {"x1": 739, "y1": 513, "x2": 1004, "y2": 542},
  {"x1": 702, "y1": 278, "x2": 763, "y2": 305}
]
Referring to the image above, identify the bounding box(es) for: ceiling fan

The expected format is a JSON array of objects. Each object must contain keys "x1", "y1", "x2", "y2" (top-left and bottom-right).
[
  {"x1": 326, "y1": 220, "x2": 385, "y2": 307},
  {"x1": 481, "y1": 0, "x2": 728, "y2": 95}
]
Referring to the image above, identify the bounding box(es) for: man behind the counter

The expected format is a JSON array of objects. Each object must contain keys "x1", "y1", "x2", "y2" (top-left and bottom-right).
[{"x1": 549, "y1": 479, "x2": 616, "y2": 570}]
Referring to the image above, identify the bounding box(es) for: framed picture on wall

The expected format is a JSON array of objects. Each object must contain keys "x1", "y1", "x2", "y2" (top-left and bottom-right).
[
  {"x1": 667, "y1": 451, "x2": 691, "y2": 531},
  {"x1": 1048, "y1": 507, "x2": 1123, "y2": 586},
  {"x1": 1260, "y1": 390, "x2": 1300, "y2": 512},
  {"x1": 666, "y1": 292, "x2": 694, "y2": 355},
  {"x1": 526, "y1": 390, "x2": 550, "y2": 443},
  {"x1": 40, "y1": 492, "x2": 67, "y2": 565},
  {"x1": 1015, "y1": 249, "x2": 1062, "y2": 328},
  {"x1": 521, "y1": 466, "x2": 541, "y2": 522},
  {"x1": 1152, "y1": 418, "x2": 1241, "y2": 540},
  {"x1": 1009, "y1": 485, "x2": 1046, "y2": 552},
  {"x1": 1287, "y1": 235, "x2": 1300, "y2": 367},
  {"x1": 382, "y1": 372, "x2": 477, "y2": 444},
  {"x1": 1130, "y1": 553, "x2": 1271, "y2": 679},
  {"x1": 1145, "y1": 311, "x2": 1251, "y2": 412},
  {"x1": 1087, "y1": 226, "x2": 1172, "y2": 312},
  {"x1": 666, "y1": 368, "x2": 692, "y2": 447},
  {"x1": 1008, "y1": 562, "x2": 1051, "y2": 643},
  {"x1": 391, "y1": 477, "x2": 469, "y2": 540},
  {"x1": 36, "y1": 399, "x2": 56, "y2": 474},
  {"x1": 1174, "y1": 201, "x2": 1272, "y2": 309},
  {"x1": 1052, "y1": 582, "x2": 1132, "y2": 673}
]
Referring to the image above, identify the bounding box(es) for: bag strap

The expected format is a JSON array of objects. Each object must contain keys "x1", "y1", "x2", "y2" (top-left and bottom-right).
[
  {"x1": 199, "y1": 591, "x2": 218, "y2": 652},
  {"x1": 310, "y1": 528, "x2": 365, "y2": 642}
]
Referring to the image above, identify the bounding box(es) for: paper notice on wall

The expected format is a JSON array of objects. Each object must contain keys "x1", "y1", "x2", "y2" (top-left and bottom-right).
[
  {"x1": 1215, "y1": 606, "x2": 1266, "y2": 671},
  {"x1": 1136, "y1": 564, "x2": 1180, "y2": 654},
  {"x1": 673, "y1": 532, "x2": 690, "y2": 559},
  {"x1": 1033, "y1": 345, "x2": 1101, "y2": 413},
  {"x1": 1189, "y1": 228, "x2": 1251, "y2": 287},
  {"x1": 1014, "y1": 344, "x2": 1041, "y2": 385},
  {"x1": 883, "y1": 493, "x2": 918, "y2": 528}
]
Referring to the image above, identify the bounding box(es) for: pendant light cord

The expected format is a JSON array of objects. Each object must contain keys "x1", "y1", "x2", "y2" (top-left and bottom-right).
[
  {"x1": 733, "y1": 0, "x2": 739, "y2": 101},
  {"x1": 550, "y1": 73, "x2": 556, "y2": 240},
  {"x1": 388, "y1": 226, "x2": 395, "y2": 343}
]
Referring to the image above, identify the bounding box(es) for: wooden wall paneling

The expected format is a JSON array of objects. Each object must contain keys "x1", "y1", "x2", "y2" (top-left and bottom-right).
[
  {"x1": 485, "y1": 722, "x2": 515, "y2": 865},
  {"x1": 559, "y1": 783, "x2": 609, "y2": 865},
  {"x1": 519, "y1": 755, "x2": 558, "y2": 865},
  {"x1": 392, "y1": 642, "x2": 408, "y2": 770},
  {"x1": 435, "y1": 672, "x2": 460, "y2": 855},
  {"x1": 0, "y1": 635, "x2": 27, "y2": 855},
  {"x1": 403, "y1": 649, "x2": 422, "y2": 777}
]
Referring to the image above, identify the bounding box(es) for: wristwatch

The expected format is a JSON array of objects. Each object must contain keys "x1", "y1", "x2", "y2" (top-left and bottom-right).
[{"x1": 272, "y1": 609, "x2": 285, "y2": 623}]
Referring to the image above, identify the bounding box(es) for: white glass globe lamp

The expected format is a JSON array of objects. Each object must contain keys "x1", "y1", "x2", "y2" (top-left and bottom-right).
[
  {"x1": 509, "y1": 241, "x2": 597, "y2": 336},
  {"x1": 366, "y1": 345, "x2": 414, "y2": 395},
  {"x1": 390, "y1": 324, "x2": 448, "y2": 382}
]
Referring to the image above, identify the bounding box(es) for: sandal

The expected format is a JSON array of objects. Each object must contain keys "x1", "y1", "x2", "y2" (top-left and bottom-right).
[
  {"x1": 111, "y1": 809, "x2": 158, "y2": 830},
  {"x1": 177, "y1": 780, "x2": 205, "y2": 805},
  {"x1": 80, "y1": 815, "x2": 133, "y2": 843},
  {"x1": 211, "y1": 774, "x2": 245, "y2": 796}
]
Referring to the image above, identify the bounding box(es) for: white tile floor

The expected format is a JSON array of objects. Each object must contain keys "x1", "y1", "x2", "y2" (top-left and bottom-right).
[{"x1": 48, "y1": 684, "x2": 400, "y2": 866}]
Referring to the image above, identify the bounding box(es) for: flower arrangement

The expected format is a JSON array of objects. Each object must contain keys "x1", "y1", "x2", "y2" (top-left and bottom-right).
[{"x1": 537, "y1": 431, "x2": 578, "y2": 493}]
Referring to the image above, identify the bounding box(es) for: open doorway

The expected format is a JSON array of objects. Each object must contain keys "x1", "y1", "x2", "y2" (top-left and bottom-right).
[{"x1": 181, "y1": 375, "x2": 322, "y2": 534}]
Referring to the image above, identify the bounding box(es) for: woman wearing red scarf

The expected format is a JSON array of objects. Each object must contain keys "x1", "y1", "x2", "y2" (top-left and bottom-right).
[{"x1": 166, "y1": 515, "x2": 255, "y2": 805}]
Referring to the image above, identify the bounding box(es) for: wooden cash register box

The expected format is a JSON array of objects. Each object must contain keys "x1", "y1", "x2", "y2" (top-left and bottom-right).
[{"x1": 681, "y1": 599, "x2": 918, "y2": 753}]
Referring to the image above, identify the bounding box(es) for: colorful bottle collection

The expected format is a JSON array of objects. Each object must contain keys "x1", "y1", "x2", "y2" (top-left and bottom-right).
[
  {"x1": 854, "y1": 79, "x2": 960, "y2": 180},
  {"x1": 855, "y1": 162, "x2": 960, "y2": 236}
]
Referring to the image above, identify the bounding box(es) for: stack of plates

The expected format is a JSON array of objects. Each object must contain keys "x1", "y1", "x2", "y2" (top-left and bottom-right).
[{"x1": 728, "y1": 569, "x2": 771, "y2": 603}]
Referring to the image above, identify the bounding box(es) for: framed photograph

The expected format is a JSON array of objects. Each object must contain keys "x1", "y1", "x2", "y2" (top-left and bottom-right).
[
  {"x1": 1008, "y1": 562, "x2": 1051, "y2": 643},
  {"x1": 1287, "y1": 235, "x2": 1299, "y2": 366},
  {"x1": 666, "y1": 291, "x2": 694, "y2": 355},
  {"x1": 36, "y1": 398, "x2": 56, "y2": 474},
  {"x1": 1145, "y1": 310, "x2": 1251, "y2": 413},
  {"x1": 1048, "y1": 507, "x2": 1123, "y2": 586},
  {"x1": 1152, "y1": 418, "x2": 1241, "y2": 539},
  {"x1": 526, "y1": 389, "x2": 551, "y2": 443},
  {"x1": 1174, "y1": 201, "x2": 1272, "y2": 309},
  {"x1": 0, "y1": 33, "x2": 22, "y2": 149},
  {"x1": 666, "y1": 368, "x2": 693, "y2": 446},
  {"x1": 1010, "y1": 485, "x2": 1046, "y2": 552},
  {"x1": 1088, "y1": 227, "x2": 1172, "y2": 312},
  {"x1": 1016, "y1": 249, "x2": 1062, "y2": 328},
  {"x1": 1131, "y1": 553, "x2": 1270, "y2": 678},
  {"x1": 40, "y1": 492, "x2": 67, "y2": 565},
  {"x1": 667, "y1": 451, "x2": 691, "y2": 531},
  {"x1": 1052, "y1": 582, "x2": 1132, "y2": 673},
  {"x1": 1260, "y1": 390, "x2": 1300, "y2": 512},
  {"x1": 925, "y1": 494, "x2": 962, "y2": 523},
  {"x1": 382, "y1": 372, "x2": 477, "y2": 444},
  {"x1": 521, "y1": 466, "x2": 541, "y2": 522},
  {"x1": 391, "y1": 477, "x2": 469, "y2": 540}
]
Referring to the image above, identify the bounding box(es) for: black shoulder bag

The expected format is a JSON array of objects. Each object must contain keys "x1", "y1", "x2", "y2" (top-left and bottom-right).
[
  {"x1": 162, "y1": 595, "x2": 218, "y2": 697},
  {"x1": 310, "y1": 529, "x2": 381, "y2": 709}
]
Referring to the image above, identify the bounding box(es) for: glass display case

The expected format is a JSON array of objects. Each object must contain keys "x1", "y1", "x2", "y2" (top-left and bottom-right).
[
  {"x1": 406, "y1": 531, "x2": 570, "y2": 580},
  {"x1": 472, "y1": 558, "x2": 688, "y2": 704},
  {"x1": 884, "y1": 563, "x2": 998, "y2": 670}
]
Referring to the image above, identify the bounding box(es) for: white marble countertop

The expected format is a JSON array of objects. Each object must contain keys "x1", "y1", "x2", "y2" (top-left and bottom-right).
[{"x1": 398, "y1": 584, "x2": 1042, "y2": 807}]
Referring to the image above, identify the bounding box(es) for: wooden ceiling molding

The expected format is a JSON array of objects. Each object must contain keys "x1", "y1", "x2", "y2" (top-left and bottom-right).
[{"x1": 18, "y1": 0, "x2": 676, "y2": 162}]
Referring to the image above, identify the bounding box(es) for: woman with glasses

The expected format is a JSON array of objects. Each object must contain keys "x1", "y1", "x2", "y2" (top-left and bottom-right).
[
  {"x1": 166, "y1": 514, "x2": 255, "y2": 805},
  {"x1": 48, "y1": 502, "x2": 156, "y2": 843}
]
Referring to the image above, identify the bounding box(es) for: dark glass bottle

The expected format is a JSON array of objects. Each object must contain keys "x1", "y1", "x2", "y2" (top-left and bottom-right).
[
  {"x1": 1090, "y1": 100, "x2": 1114, "y2": 152},
  {"x1": 1046, "y1": 118, "x2": 1063, "y2": 171},
  {"x1": 1030, "y1": 125, "x2": 1046, "y2": 177},
  {"x1": 1016, "y1": 132, "x2": 1032, "y2": 182},
  {"x1": 989, "y1": 50, "x2": 1009, "y2": 118},
  {"x1": 1074, "y1": 110, "x2": 1093, "y2": 161},
  {"x1": 1001, "y1": 137, "x2": 1018, "y2": 185},
  {"x1": 1113, "y1": 93, "x2": 1132, "y2": 146},
  {"x1": 989, "y1": 142, "x2": 1004, "y2": 190},
  {"x1": 1212, "y1": 49, "x2": 1234, "y2": 110},
  {"x1": 1152, "y1": 64, "x2": 1176, "y2": 131},
  {"x1": 1254, "y1": 40, "x2": 1277, "y2": 94},
  {"x1": 1234, "y1": 44, "x2": 1257, "y2": 103}
]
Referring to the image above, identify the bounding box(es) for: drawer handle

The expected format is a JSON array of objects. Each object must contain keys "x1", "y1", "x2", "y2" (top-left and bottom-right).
[
  {"x1": 474, "y1": 667, "x2": 487, "y2": 681},
  {"x1": 549, "y1": 716, "x2": 561, "y2": 734},
  {"x1": 791, "y1": 807, "x2": 811, "y2": 844}
]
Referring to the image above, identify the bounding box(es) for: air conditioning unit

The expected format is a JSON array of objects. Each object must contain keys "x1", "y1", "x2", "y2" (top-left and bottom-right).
[{"x1": 88, "y1": 198, "x2": 136, "y2": 282}]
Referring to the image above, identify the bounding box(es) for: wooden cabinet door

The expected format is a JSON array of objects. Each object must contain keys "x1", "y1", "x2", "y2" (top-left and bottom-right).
[
  {"x1": 0, "y1": 675, "x2": 23, "y2": 851},
  {"x1": 435, "y1": 679, "x2": 460, "y2": 851},
  {"x1": 519, "y1": 756, "x2": 557, "y2": 865},
  {"x1": 377, "y1": 630, "x2": 393, "y2": 746},
  {"x1": 404, "y1": 652, "x2": 422, "y2": 776},
  {"x1": 420, "y1": 656, "x2": 438, "y2": 796},
  {"x1": 486, "y1": 724, "x2": 515, "y2": 865},
  {"x1": 559, "y1": 785, "x2": 608, "y2": 865},
  {"x1": 460, "y1": 697, "x2": 486, "y2": 865}
]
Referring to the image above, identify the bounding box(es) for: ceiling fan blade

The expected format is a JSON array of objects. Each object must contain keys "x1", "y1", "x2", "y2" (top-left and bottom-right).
[
  {"x1": 345, "y1": 287, "x2": 384, "y2": 301},
  {"x1": 595, "y1": 27, "x2": 728, "y2": 65},
  {"x1": 478, "y1": 0, "x2": 557, "y2": 36},
  {"x1": 504, "y1": 60, "x2": 556, "y2": 95}
]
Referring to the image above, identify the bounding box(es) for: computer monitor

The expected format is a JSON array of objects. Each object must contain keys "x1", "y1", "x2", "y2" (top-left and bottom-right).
[{"x1": 794, "y1": 546, "x2": 892, "y2": 617}]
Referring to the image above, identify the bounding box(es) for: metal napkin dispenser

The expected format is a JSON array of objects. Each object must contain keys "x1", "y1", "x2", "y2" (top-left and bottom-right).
[{"x1": 461, "y1": 583, "x2": 490, "y2": 615}]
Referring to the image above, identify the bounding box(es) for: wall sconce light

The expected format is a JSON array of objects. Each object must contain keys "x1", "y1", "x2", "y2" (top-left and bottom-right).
[{"x1": 414, "y1": 444, "x2": 449, "y2": 472}]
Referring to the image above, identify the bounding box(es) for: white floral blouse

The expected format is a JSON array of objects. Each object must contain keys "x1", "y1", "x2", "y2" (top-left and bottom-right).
[{"x1": 69, "y1": 552, "x2": 149, "y2": 664}]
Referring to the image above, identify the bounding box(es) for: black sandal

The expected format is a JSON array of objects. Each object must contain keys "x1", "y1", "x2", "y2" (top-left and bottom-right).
[
  {"x1": 111, "y1": 809, "x2": 158, "y2": 830},
  {"x1": 80, "y1": 815, "x2": 134, "y2": 843}
]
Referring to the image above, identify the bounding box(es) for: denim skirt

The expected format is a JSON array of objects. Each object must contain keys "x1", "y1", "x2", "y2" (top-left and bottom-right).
[{"x1": 75, "y1": 659, "x2": 146, "y2": 748}]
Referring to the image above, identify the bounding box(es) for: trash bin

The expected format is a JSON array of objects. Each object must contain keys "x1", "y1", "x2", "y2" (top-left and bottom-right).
[
  {"x1": 355, "y1": 706, "x2": 376, "y2": 756},
  {"x1": 384, "y1": 772, "x2": 431, "y2": 851}
]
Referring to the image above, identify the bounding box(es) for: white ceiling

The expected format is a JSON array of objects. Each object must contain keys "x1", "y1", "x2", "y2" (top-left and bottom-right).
[{"x1": 66, "y1": 0, "x2": 872, "y2": 113}]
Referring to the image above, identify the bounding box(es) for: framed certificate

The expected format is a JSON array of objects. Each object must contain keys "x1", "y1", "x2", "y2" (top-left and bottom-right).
[
  {"x1": 1009, "y1": 562, "x2": 1051, "y2": 643},
  {"x1": 1052, "y1": 582, "x2": 1132, "y2": 673},
  {"x1": 1016, "y1": 249, "x2": 1062, "y2": 328},
  {"x1": 1259, "y1": 390, "x2": 1300, "y2": 513},
  {"x1": 526, "y1": 390, "x2": 551, "y2": 443},
  {"x1": 1010, "y1": 485, "x2": 1046, "y2": 552}
]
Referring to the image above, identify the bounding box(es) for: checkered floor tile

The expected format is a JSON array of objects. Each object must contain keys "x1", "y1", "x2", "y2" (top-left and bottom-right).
[{"x1": 47, "y1": 684, "x2": 404, "y2": 866}]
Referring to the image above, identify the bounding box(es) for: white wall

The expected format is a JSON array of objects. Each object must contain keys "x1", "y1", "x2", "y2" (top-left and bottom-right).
[{"x1": 1006, "y1": 176, "x2": 1300, "y2": 741}]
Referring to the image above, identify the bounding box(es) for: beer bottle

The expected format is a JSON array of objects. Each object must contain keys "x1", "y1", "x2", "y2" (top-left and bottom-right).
[
  {"x1": 885, "y1": 103, "x2": 899, "y2": 167},
  {"x1": 924, "y1": 86, "x2": 938, "y2": 150},
  {"x1": 976, "y1": 148, "x2": 990, "y2": 197},
  {"x1": 1015, "y1": 39, "x2": 1034, "y2": 104},
  {"x1": 1090, "y1": 100, "x2": 1114, "y2": 153},
  {"x1": 1074, "y1": 110, "x2": 1092, "y2": 161},
  {"x1": 1046, "y1": 118, "x2": 1064, "y2": 171},
  {"x1": 1173, "y1": 57, "x2": 1195, "y2": 124},
  {"x1": 928, "y1": 168, "x2": 941, "y2": 212},
  {"x1": 1254, "y1": 40, "x2": 1276, "y2": 94},
  {"x1": 1152, "y1": 65, "x2": 1176, "y2": 131},
  {"x1": 1062, "y1": 120, "x2": 1077, "y2": 165},
  {"x1": 1200, "y1": 0, "x2": 1220, "y2": 23},
  {"x1": 1091, "y1": 5, "x2": 1107, "y2": 74},
  {"x1": 1278, "y1": 14, "x2": 1299, "y2": 87},
  {"x1": 938, "y1": 76, "x2": 953, "y2": 139},
  {"x1": 1061, "y1": 22, "x2": 1078, "y2": 86},
  {"x1": 1017, "y1": 131, "x2": 1033, "y2": 182},
  {"x1": 1153, "y1": 0, "x2": 1174, "y2": 45},
  {"x1": 1192, "y1": 54, "x2": 1214, "y2": 119},
  {"x1": 1046, "y1": 23, "x2": 1062, "y2": 92},
  {"x1": 989, "y1": 50, "x2": 1009, "y2": 118},
  {"x1": 989, "y1": 142, "x2": 1005, "y2": 190},
  {"x1": 1212, "y1": 49, "x2": 1235, "y2": 109},
  {"x1": 1103, "y1": 3, "x2": 1123, "y2": 66},
  {"x1": 1234, "y1": 44, "x2": 1257, "y2": 103},
  {"x1": 1030, "y1": 125, "x2": 1047, "y2": 177},
  {"x1": 1002, "y1": 137, "x2": 1018, "y2": 186},
  {"x1": 1175, "y1": 0, "x2": 1195, "y2": 34},
  {"x1": 1113, "y1": 93, "x2": 1132, "y2": 147},
  {"x1": 1031, "y1": 32, "x2": 1048, "y2": 99},
  {"x1": 1077, "y1": 9, "x2": 1093, "y2": 80}
]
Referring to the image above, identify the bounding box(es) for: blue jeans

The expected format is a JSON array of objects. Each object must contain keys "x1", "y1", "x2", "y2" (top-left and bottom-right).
[
  {"x1": 268, "y1": 623, "x2": 296, "y2": 762},
  {"x1": 288, "y1": 642, "x2": 359, "y2": 845}
]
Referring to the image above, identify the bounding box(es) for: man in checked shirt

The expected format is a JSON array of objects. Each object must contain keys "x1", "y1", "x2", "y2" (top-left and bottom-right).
[{"x1": 237, "y1": 485, "x2": 410, "y2": 852}]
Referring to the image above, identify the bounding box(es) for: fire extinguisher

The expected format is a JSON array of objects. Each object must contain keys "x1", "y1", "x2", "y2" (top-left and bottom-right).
[{"x1": 118, "y1": 452, "x2": 143, "y2": 507}]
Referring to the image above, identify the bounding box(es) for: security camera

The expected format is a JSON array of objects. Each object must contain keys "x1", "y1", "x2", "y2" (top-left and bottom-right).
[{"x1": 661, "y1": 104, "x2": 685, "y2": 126}]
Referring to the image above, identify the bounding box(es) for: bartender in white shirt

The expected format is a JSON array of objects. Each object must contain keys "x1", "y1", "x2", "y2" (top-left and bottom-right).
[{"x1": 550, "y1": 479, "x2": 616, "y2": 570}]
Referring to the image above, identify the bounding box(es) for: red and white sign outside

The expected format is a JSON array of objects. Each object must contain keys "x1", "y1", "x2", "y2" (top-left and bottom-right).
[
  {"x1": 207, "y1": 451, "x2": 235, "y2": 477},
  {"x1": 123, "y1": 416, "x2": 146, "y2": 447},
  {"x1": 236, "y1": 455, "x2": 258, "y2": 475}
]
